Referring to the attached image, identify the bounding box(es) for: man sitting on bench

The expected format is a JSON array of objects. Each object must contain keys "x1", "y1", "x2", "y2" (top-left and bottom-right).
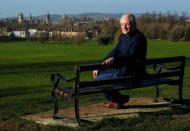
[{"x1": 93, "y1": 13, "x2": 147, "y2": 108}]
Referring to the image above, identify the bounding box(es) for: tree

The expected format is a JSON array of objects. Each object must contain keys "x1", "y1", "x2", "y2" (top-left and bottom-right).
[
  {"x1": 97, "y1": 19, "x2": 120, "y2": 45},
  {"x1": 75, "y1": 34, "x2": 85, "y2": 46},
  {"x1": 37, "y1": 31, "x2": 49, "y2": 43},
  {"x1": 168, "y1": 24, "x2": 185, "y2": 42}
]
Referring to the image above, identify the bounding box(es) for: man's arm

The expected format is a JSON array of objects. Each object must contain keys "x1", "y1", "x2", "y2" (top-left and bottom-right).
[{"x1": 93, "y1": 35, "x2": 122, "y2": 79}]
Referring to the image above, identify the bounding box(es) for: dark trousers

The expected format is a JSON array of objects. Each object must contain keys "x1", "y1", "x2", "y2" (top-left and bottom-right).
[{"x1": 95, "y1": 69, "x2": 122, "y2": 102}]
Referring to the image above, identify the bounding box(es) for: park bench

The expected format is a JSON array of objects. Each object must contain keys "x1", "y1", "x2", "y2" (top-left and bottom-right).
[{"x1": 51, "y1": 56, "x2": 185, "y2": 126}]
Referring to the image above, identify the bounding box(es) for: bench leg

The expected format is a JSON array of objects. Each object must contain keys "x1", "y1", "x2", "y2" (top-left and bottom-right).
[
  {"x1": 153, "y1": 85, "x2": 159, "y2": 103},
  {"x1": 51, "y1": 90, "x2": 78, "y2": 121},
  {"x1": 74, "y1": 89, "x2": 83, "y2": 126},
  {"x1": 52, "y1": 90, "x2": 58, "y2": 118}
]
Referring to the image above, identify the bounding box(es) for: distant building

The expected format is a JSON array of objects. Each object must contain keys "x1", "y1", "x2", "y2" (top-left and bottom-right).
[
  {"x1": 52, "y1": 30, "x2": 85, "y2": 38},
  {"x1": 18, "y1": 13, "x2": 23, "y2": 23},
  {"x1": 28, "y1": 13, "x2": 32, "y2": 22},
  {"x1": 35, "y1": 30, "x2": 49, "y2": 39},
  {"x1": 0, "y1": 27, "x2": 12, "y2": 37},
  {"x1": 74, "y1": 22, "x2": 88, "y2": 27},
  {"x1": 185, "y1": 19, "x2": 190, "y2": 23},
  {"x1": 28, "y1": 29, "x2": 38, "y2": 37},
  {"x1": 12, "y1": 31, "x2": 27, "y2": 38},
  {"x1": 103, "y1": 16, "x2": 109, "y2": 21}
]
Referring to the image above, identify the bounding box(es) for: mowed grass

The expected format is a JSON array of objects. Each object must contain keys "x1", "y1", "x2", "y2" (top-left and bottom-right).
[{"x1": 0, "y1": 40, "x2": 190, "y2": 130}]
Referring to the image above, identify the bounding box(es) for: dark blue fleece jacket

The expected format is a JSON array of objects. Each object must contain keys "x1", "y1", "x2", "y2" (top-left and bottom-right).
[{"x1": 102, "y1": 30, "x2": 147, "y2": 77}]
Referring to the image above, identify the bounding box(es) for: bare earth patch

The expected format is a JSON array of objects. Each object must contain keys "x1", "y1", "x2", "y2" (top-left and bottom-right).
[{"x1": 22, "y1": 97, "x2": 178, "y2": 127}]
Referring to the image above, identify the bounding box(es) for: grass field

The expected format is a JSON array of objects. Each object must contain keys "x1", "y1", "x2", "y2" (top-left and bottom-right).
[{"x1": 0, "y1": 40, "x2": 190, "y2": 130}]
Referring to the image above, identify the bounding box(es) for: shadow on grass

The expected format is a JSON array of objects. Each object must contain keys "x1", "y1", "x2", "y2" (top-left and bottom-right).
[
  {"x1": 0, "y1": 57, "x2": 189, "y2": 76},
  {"x1": 80, "y1": 98, "x2": 190, "y2": 126},
  {"x1": 137, "y1": 102, "x2": 190, "y2": 120},
  {"x1": 81, "y1": 99, "x2": 190, "y2": 131},
  {"x1": 0, "y1": 60, "x2": 99, "y2": 75},
  {"x1": 119, "y1": 98, "x2": 190, "y2": 109},
  {"x1": 0, "y1": 85, "x2": 50, "y2": 98}
]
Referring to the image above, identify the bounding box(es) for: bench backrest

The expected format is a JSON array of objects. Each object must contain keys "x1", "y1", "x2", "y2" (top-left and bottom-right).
[{"x1": 73, "y1": 56, "x2": 185, "y2": 89}]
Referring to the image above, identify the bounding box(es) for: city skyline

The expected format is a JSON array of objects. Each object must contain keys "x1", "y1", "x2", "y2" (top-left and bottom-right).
[{"x1": 0, "y1": 0, "x2": 190, "y2": 18}]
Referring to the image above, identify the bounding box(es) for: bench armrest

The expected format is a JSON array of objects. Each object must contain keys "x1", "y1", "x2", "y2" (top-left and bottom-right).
[
  {"x1": 51, "y1": 73, "x2": 75, "y2": 89},
  {"x1": 153, "y1": 63, "x2": 184, "y2": 74},
  {"x1": 157, "y1": 64, "x2": 183, "y2": 70}
]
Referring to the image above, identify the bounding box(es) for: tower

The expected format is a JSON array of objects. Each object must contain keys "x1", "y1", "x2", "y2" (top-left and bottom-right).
[
  {"x1": 46, "y1": 12, "x2": 50, "y2": 24},
  {"x1": 28, "y1": 13, "x2": 32, "y2": 21},
  {"x1": 18, "y1": 13, "x2": 23, "y2": 23}
]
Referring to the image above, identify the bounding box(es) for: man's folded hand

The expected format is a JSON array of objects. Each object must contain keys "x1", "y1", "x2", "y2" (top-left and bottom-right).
[{"x1": 101, "y1": 57, "x2": 114, "y2": 65}]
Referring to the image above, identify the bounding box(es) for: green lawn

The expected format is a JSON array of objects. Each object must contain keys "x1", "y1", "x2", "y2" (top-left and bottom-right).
[{"x1": 0, "y1": 40, "x2": 190, "y2": 130}]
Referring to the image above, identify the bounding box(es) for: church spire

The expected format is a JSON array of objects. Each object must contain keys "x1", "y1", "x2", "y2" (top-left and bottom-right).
[
  {"x1": 46, "y1": 11, "x2": 50, "y2": 24},
  {"x1": 28, "y1": 13, "x2": 32, "y2": 21}
]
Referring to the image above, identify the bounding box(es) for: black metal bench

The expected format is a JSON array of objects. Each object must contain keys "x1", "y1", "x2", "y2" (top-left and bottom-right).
[{"x1": 51, "y1": 56, "x2": 185, "y2": 126}]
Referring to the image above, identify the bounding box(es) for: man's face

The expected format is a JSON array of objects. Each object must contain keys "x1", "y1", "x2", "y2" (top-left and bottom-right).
[{"x1": 120, "y1": 16, "x2": 131, "y2": 35}]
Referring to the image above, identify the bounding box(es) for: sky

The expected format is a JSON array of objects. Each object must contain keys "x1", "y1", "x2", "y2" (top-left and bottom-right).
[{"x1": 0, "y1": 0, "x2": 190, "y2": 18}]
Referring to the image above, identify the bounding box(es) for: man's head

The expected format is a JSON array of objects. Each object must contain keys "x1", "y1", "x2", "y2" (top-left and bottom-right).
[{"x1": 120, "y1": 13, "x2": 137, "y2": 35}]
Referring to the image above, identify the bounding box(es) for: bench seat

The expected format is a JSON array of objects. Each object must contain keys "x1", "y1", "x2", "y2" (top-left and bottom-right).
[{"x1": 55, "y1": 78, "x2": 179, "y2": 96}]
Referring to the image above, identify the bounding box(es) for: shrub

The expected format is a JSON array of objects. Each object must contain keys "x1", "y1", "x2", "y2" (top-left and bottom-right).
[
  {"x1": 142, "y1": 23, "x2": 167, "y2": 39},
  {"x1": 75, "y1": 34, "x2": 85, "y2": 45},
  {"x1": 97, "y1": 35, "x2": 112, "y2": 45},
  {"x1": 114, "y1": 29, "x2": 122, "y2": 43},
  {"x1": 184, "y1": 26, "x2": 190, "y2": 41}
]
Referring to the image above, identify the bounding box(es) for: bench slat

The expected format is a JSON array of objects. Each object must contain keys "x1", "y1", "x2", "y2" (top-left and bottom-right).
[
  {"x1": 78, "y1": 56, "x2": 185, "y2": 72},
  {"x1": 146, "y1": 56, "x2": 185, "y2": 65},
  {"x1": 79, "y1": 76, "x2": 134, "y2": 88},
  {"x1": 79, "y1": 71, "x2": 181, "y2": 88},
  {"x1": 55, "y1": 79, "x2": 180, "y2": 96}
]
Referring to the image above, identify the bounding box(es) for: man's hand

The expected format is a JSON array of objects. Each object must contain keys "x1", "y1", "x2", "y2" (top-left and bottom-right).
[
  {"x1": 101, "y1": 57, "x2": 114, "y2": 65},
  {"x1": 93, "y1": 57, "x2": 114, "y2": 79},
  {"x1": 93, "y1": 70, "x2": 98, "y2": 79}
]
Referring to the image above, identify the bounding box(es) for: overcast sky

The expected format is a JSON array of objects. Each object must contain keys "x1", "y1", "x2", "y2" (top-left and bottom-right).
[{"x1": 0, "y1": 0, "x2": 190, "y2": 18}]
